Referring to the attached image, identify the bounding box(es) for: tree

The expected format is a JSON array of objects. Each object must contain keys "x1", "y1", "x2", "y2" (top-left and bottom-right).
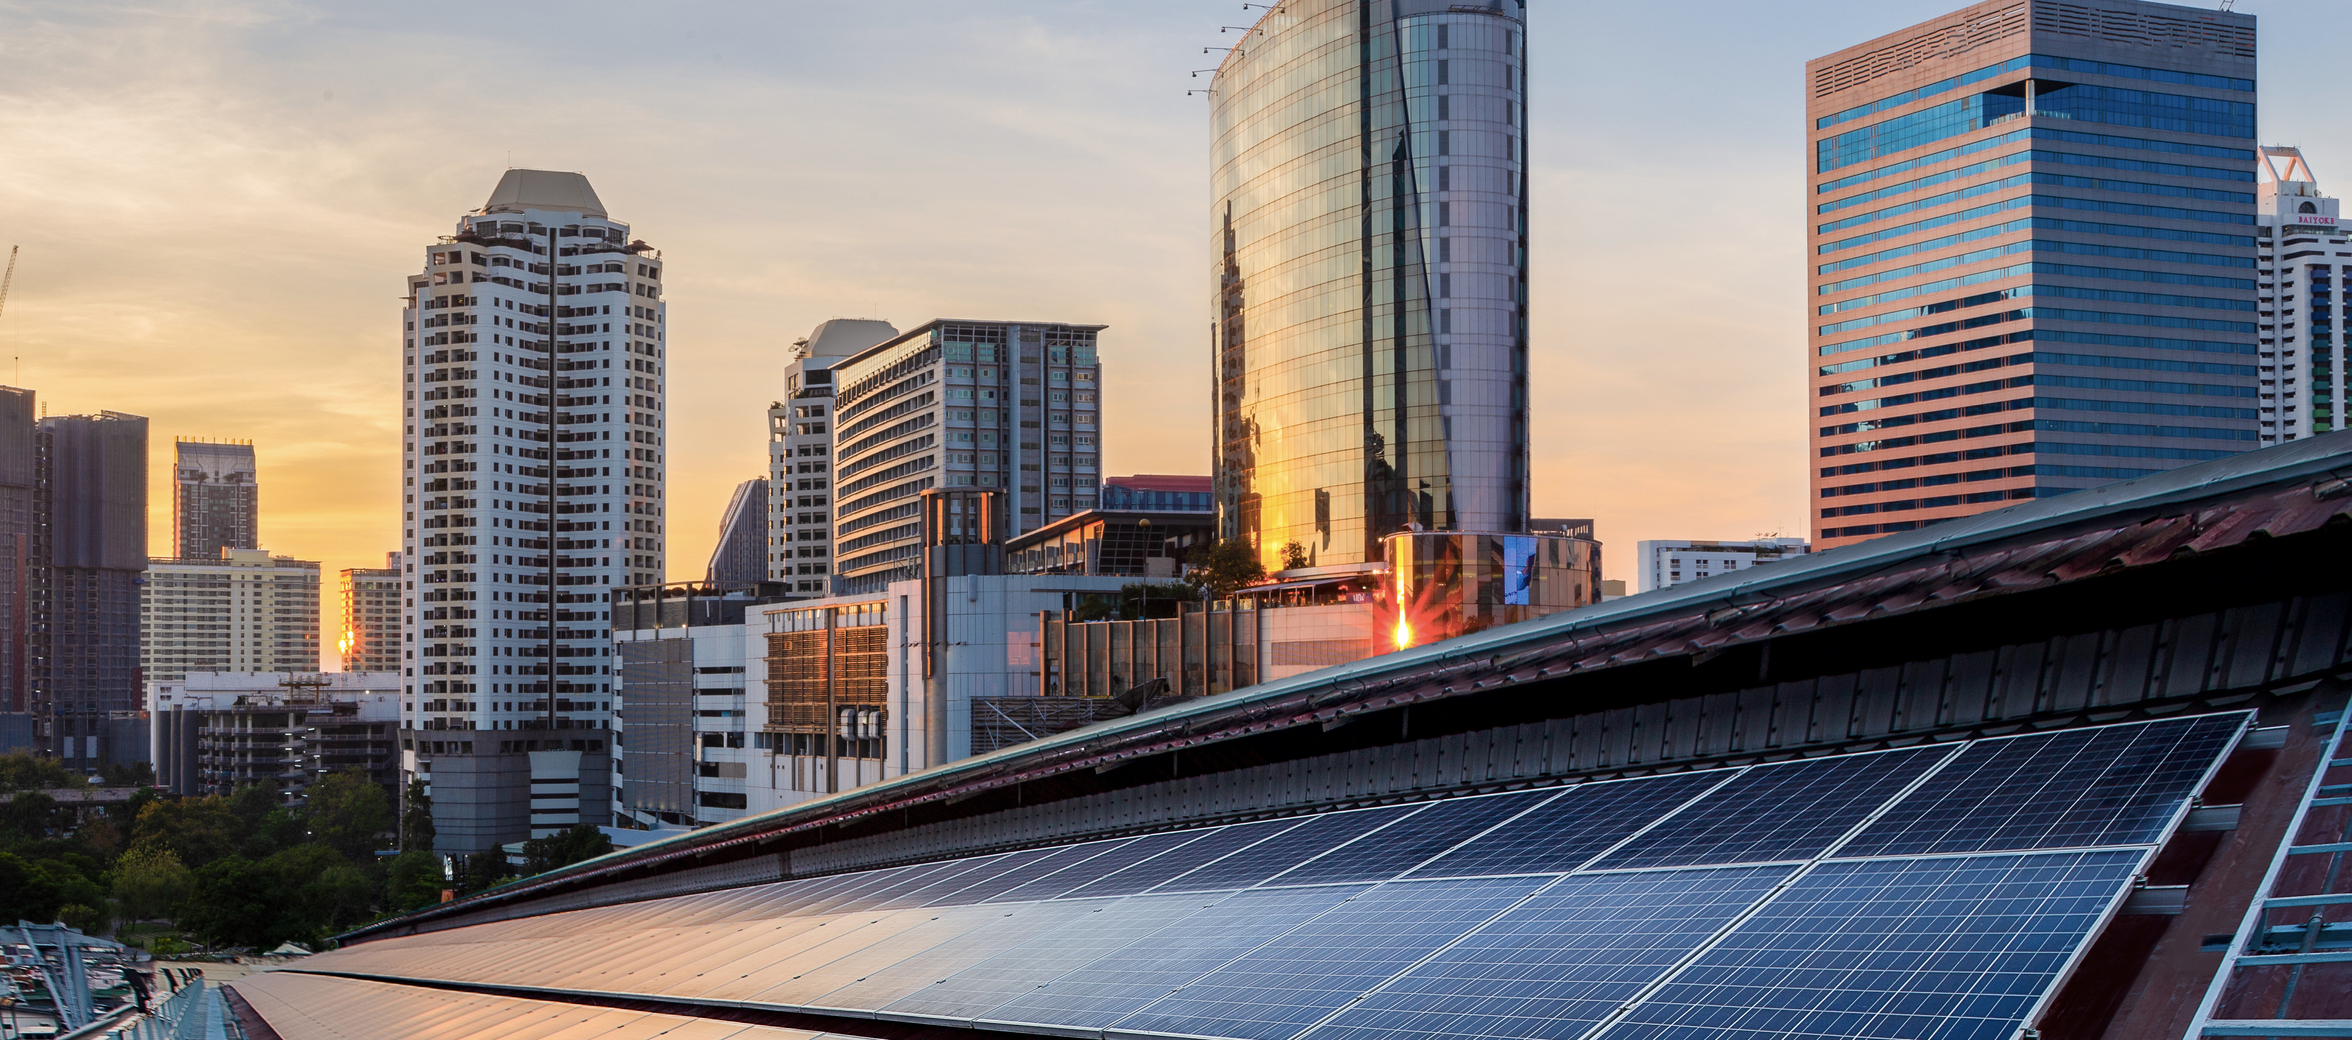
[
  {"x1": 0, "y1": 792, "x2": 68, "y2": 843},
  {"x1": 179, "y1": 856, "x2": 272, "y2": 950},
  {"x1": 0, "y1": 753, "x2": 86, "y2": 794},
  {"x1": 401, "y1": 777, "x2": 435, "y2": 852},
  {"x1": 128, "y1": 797, "x2": 242, "y2": 869},
  {"x1": 458, "y1": 850, "x2": 515, "y2": 895},
  {"x1": 383, "y1": 850, "x2": 445, "y2": 913},
  {"x1": 113, "y1": 847, "x2": 195, "y2": 924},
  {"x1": 1188, "y1": 537, "x2": 1267, "y2": 598},
  {"x1": 522, "y1": 824, "x2": 612, "y2": 875},
  {"x1": 304, "y1": 770, "x2": 391, "y2": 861},
  {"x1": 98, "y1": 761, "x2": 154, "y2": 787}
]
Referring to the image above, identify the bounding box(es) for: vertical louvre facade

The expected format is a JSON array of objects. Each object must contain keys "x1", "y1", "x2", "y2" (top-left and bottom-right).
[
  {"x1": 1212, "y1": 0, "x2": 1528, "y2": 573},
  {"x1": 1808, "y1": 0, "x2": 2259, "y2": 549},
  {"x1": 829, "y1": 320, "x2": 1102, "y2": 596}
]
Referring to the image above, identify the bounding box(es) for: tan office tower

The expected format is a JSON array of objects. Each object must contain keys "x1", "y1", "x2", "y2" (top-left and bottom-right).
[
  {"x1": 1808, "y1": 1, "x2": 2258, "y2": 550},
  {"x1": 340, "y1": 552, "x2": 402, "y2": 672}
]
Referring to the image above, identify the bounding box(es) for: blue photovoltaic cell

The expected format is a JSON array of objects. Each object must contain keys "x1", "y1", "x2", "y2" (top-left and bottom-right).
[
  {"x1": 1409, "y1": 772, "x2": 1729, "y2": 878},
  {"x1": 1838, "y1": 713, "x2": 2245, "y2": 858},
  {"x1": 878, "y1": 892, "x2": 1240, "y2": 1019},
  {"x1": 1594, "y1": 746, "x2": 1952, "y2": 870},
  {"x1": 1110, "y1": 877, "x2": 1552, "y2": 1040},
  {"x1": 1302, "y1": 865, "x2": 1793, "y2": 1040},
  {"x1": 985, "y1": 828, "x2": 1211, "y2": 903},
  {"x1": 940, "y1": 838, "x2": 1139, "y2": 905},
  {"x1": 979, "y1": 885, "x2": 1368, "y2": 1029},
  {"x1": 1265, "y1": 790, "x2": 1557, "y2": 885},
  {"x1": 872, "y1": 852, "x2": 1030, "y2": 909},
  {"x1": 1595, "y1": 849, "x2": 2143, "y2": 1040},
  {"x1": 1062, "y1": 819, "x2": 1304, "y2": 898},
  {"x1": 1162, "y1": 805, "x2": 1421, "y2": 891},
  {"x1": 803, "y1": 860, "x2": 975, "y2": 914}
]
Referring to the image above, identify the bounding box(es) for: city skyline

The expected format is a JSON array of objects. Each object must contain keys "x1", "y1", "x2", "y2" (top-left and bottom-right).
[{"x1": 9, "y1": 1, "x2": 2352, "y2": 666}]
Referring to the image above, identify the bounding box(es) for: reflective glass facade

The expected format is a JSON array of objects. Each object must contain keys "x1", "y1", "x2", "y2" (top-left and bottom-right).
[
  {"x1": 1212, "y1": 0, "x2": 1528, "y2": 572},
  {"x1": 1807, "y1": 1, "x2": 2258, "y2": 550}
]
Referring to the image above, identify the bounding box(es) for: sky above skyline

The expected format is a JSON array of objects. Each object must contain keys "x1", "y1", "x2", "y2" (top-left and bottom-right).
[{"x1": 0, "y1": 0, "x2": 2337, "y2": 669}]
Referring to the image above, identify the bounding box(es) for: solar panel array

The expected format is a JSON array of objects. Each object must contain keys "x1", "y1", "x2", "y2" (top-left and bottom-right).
[{"x1": 290, "y1": 714, "x2": 2244, "y2": 1040}]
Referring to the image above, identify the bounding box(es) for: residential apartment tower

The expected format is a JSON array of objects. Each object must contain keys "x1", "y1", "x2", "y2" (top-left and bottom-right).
[{"x1": 173, "y1": 439, "x2": 258, "y2": 559}]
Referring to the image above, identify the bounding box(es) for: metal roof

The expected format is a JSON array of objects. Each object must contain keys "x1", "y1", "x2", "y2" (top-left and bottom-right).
[{"x1": 351, "y1": 431, "x2": 2352, "y2": 939}]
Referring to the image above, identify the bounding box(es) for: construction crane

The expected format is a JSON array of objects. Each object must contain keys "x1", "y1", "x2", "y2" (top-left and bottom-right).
[{"x1": 0, "y1": 246, "x2": 15, "y2": 323}]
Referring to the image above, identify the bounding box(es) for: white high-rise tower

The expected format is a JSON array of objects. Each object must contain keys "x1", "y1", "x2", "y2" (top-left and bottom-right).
[{"x1": 400, "y1": 169, "x2": 664, "y2": 852}]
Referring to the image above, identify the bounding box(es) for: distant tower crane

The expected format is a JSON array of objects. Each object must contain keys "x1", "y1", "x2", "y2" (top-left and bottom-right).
[{"x1": 0, "y1": 246, "x2": 16, "y2": 323}]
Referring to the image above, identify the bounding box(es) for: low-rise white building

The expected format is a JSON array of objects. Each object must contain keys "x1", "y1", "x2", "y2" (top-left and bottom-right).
[
  {"x1": 140, "y1": 548, "x2": 323, "y2": 680},
  {"x1": 146, "y1": 672, "x2": 401, "y2": 801},
  {"x1": 1633, "y1": 538, "x2": 1810, "y2": 594},
  {"x1": 611, "y1": 571, "x2": 1127, "y2": 829}
]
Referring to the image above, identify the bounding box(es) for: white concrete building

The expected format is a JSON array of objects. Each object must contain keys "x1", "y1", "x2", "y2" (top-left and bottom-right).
[
  {"x1": 139, "y1": 548, "x2": 322, "y2": 681},
  {"x1": 767, "y1": 319, "x2": 897, "y2": 593},
  {"x1": 1633, "y1": 538, "x2": 1810, "y2": 594},
  {"x1": 611, "y1": 573, "x2": 1125, "y2": 829},
  {"x1": 146, "y1": 672, "x2": 401, "y2": 801},
  {"x1": 2258, "y1": 146, "x2": 2346, "y2": 444},
  {"x1": 399, "y1": 169, "x2": 658, "y2": 851}
]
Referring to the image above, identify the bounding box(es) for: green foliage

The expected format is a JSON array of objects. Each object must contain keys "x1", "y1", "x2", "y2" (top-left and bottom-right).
[
  {"x1": 0, "y1": 792, "x2": 68, "y2": 843},
  {"x1": 401, "y1": 777, "x2": 436, "y2": 852},
  {"x1": 303, "y1": 770, "x2": 391, "y2": 860},
  {"x1": 128, "y1": 796, "x2": 243, "y2": 868},
  {"x1": 458, "y1": 850, "x2": 515, "y2": 895},
  {"x1": 0, "y1": 752, "x2": 87, "y2": 794},
  {"x1": 384, "y1": 850, "x2": 446, "y2": 914},
  {"x1": 98, "y1": 761, "x2": 154, "y2": 787},
  {"x1": 1188, "y1": 537, "x2": 1267, "y2": 597},
  {"x1": 182, "y1": 846, "x2": 389, "y2": 951},
  {"x1": 113, "y1": 846, "x2": 195, "y2": 923},
  {"x1": 522, "y1": 824, "x2": 613, "y2": 876},
  {"x1": 0, "y1": 852, "x2": 106, "y2": 925}
]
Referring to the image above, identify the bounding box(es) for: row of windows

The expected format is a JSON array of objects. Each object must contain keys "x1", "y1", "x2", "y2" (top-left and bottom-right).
[
  {"x1": 1824, "y1": 488, "x2": 2027, "y2": 515},
  {"x1": 1817, "y1": 125, "x2": 2255, "y2": 197},
  {"x1": 1823, "y1": 192, "x2": 2251, "y2": 258},
  {"x1": 1820, "y1": 302, "x2": 2255, "y2": 358},
  {"x1": 1818, "y1": 81, "x2": 2255, "y2": 173},
  {"x1": 1822, "y1": 214, "x2": 2253, "y2": 277},
  {"x1": 1816, "y1": 53, "x2": 2251, "y2": 132},
  {"x1": 1822, "y1": 367, "x2": 2253, "y2": 409},
  {"x1": 1821, "y1": 261, "x2": 2252, "y2": 317},
  {"x1": 1821, "y1": 327, "x2": 2251, "y2": 381},
  {"x1": 1821, "y1": 282, "x2": 2253, "y2": 339},
  {"x1": 1820, "y1": 146, "x2": 2253, "y2": 217},
  {"x1": 1821, "y1": 237, "x2": 2253, "y2": 298},
  {"x1": 1820, "y1": 169, "x2": 2251, "y2": 236}
]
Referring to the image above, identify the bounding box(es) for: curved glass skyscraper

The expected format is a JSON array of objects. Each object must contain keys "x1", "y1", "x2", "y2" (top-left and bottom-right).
[{"x1": 1211, "y1": 0, "x2": 1529, "y2": 572}]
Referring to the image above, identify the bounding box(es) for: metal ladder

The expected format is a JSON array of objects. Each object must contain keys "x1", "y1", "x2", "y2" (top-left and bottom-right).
[{"x1": 2187, "y1": 705, "x2": 2352, "y2": 1038}]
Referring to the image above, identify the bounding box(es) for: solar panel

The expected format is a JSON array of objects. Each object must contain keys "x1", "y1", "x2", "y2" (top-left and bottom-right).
[
  {"x1": 1160, "y1": 805, "x2": 1421, "y2": 891},
  {"x1": 1060, "y1": 819, "x2": 1304, "y2": 899},
  {"x1": 1263, "y1": 790, "x2": 1558, "y2": 886},
  {"x1": 1109, "y1": 876, "x2": 1552, "y2": 1040},
  {"x1": 1593, "y1": 745, "x2": 1952, "y2": 870},
  {"x1": 978, "y1": 885, "x2": 1368, "y2": 1029},
  {"x1": 983, "y1": 829, "x2": 1206, "y2": 904},
  {"x1": 928, "y1": 838, "x2": 1139, "y2": 906},
  {"x1": 1408, "y1": 771, "x2": 1729, "y2": 879},
  {"x1": 876, "y1": 891, "x2": 1239, "y2": 1019},
  {"x1": 1593, "y1": 849, "x2": 2144, "y2": 1040},
  {"x1": 867, "y1": 852, "x2": 1022, "y2": 910},
  {"x1": 1838, "y1": 713, "x2": 2246, "y2": 858},
  {"x1": 1302, "y1": 865, "x2": 1793, "y2": 1040}
]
